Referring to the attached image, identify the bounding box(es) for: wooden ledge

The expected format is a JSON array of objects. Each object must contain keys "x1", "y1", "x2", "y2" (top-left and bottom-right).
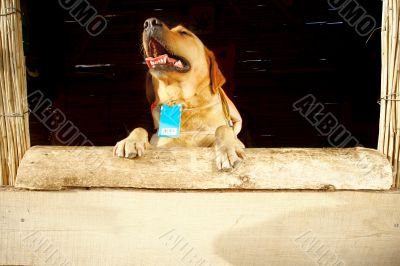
[
  {"x1": 1, "y1": 189, "x2": 400, "y2": 265},
  {"x1": 14, "y1": 146, "x2": 393, "y2": 190}
]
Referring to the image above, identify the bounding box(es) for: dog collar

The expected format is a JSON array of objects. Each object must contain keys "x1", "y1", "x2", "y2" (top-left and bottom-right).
[
  {"x1": 150, "y1": 99, "x2": 220, "y2": 113},
  {"x1": 183, "y1": 100, "x2": 221, "y2": 111},
  {"x1": 150, "y1": 88, "x2": 233, "y2": 128},
  {"x1": 150, "y1": 101, "x2": 158, "y2": 113}
]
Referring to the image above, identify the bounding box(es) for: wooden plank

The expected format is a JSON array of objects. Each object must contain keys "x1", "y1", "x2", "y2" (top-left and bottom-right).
[
  {"x1": 15, "y1": 146, "x2": 393, "y2": 190},
  {"x1": 1, "y1": 188, "x2": 400, "y2": 265}
]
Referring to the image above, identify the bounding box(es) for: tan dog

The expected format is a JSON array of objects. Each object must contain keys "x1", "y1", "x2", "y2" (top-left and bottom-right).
[{"x1": 114, "y1": 17, "x2": 245, "y2": 170}]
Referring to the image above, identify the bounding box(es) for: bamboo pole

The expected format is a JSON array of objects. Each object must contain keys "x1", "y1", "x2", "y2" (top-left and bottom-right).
[
  {"x1": 378, "y1": 0, "x2": 400, "y2": 187},
  {"x1": 0, "y1": 0, "x2": 30, "y2": 186}
]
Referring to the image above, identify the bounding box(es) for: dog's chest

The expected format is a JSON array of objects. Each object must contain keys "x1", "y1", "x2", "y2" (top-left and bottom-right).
[
  {"x1": 151, "y1": 133, "x2": 216, "y2": 148},
  {"x1": 151, "y1": 107, "x2": 227, "y2": 148},
  {"x1": 181, "y1": 106, "x2": 227, "y2": 130}
]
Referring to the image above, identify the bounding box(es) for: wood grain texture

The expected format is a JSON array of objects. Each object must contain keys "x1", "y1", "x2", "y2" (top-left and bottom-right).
[
  {"x1": 15, "y1": 146, "x2": 393, "y2": 190},
  {"x1": 1, "y1": 188, "x2": 400, "y2": 265}
]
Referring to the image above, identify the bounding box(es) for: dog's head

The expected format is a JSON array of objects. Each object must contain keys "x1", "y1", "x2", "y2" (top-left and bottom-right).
[{"x1": 143, "y1": 17, "x2": 225, "y2": 94}]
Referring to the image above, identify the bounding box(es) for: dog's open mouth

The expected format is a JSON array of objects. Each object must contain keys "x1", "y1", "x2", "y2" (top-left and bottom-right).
[{"x1": 145, "y1": 38, "x2": 190, "y2": 72}]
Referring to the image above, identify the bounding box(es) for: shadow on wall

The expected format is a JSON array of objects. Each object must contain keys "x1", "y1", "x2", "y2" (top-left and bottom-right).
[{"x1": 213, "y1": 204, "x2": 400, "y2": 265}]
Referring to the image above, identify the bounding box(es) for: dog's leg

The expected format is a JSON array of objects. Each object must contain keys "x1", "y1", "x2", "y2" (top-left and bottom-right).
[
  {"x1": 214, "y1": 125, "x2": 245, "y2": 171},
  {"x1": 114, "y1": 127, "x2": 150, "y2": 159}
]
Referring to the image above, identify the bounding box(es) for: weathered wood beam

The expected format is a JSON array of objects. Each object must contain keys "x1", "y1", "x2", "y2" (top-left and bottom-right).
[
  {"x1": 15, "y1": 146, "x2": 393, "y2": 190},
  {"x1": 1, "y1": 188, "x2": 400, "y2": 265}
]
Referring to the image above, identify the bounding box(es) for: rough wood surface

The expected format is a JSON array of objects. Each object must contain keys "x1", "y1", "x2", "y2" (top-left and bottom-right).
[
  {"x1": 15, "y1": 146, "x2": 393, "y2": 190},
  {"x1": 1, "y1": 188, "x2": 400, "y2": 265}
]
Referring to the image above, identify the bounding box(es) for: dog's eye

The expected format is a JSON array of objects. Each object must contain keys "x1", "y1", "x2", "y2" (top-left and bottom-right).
[{"x1": 179, "y1": 31, "x2": 191, "y2": 36}]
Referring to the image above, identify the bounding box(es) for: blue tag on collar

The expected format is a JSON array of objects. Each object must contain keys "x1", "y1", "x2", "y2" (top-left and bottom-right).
[{"x1": 158, "y1": 104, "x2": 182, "y2": 138}]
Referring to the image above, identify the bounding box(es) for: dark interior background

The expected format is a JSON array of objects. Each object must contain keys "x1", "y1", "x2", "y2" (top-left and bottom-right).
[{"x1": 21, "y1": 0, "x2": 382, "y2": 148}]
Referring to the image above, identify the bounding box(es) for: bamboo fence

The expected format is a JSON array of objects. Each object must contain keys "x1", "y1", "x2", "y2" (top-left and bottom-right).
[
  {"x1": 0, "y1": 0, "x2": 30, "y2": 186},
  {"x1": 378, "y1": 0, "x2": 400, "y2": 187}
]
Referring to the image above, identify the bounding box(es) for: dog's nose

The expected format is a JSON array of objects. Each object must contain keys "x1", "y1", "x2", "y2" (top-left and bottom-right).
[{"x1": 144, "y1": 17, "x2": 163, "y2": 30}]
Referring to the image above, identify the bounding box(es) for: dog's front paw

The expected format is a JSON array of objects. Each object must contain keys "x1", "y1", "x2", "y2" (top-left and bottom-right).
[
  {"x1": 113, "y1": 128, "x2": 149, "y2": 159},
  {"x1": 215, "y1": 141, "x2": 245, "y2": 171},
  {"x1": 214, "y1": 126, "x2": 246, "y2": 171}
]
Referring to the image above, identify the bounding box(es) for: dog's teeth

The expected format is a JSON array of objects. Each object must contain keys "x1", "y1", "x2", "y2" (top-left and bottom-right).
[{"x1": 174, "y1": 60, "x2": 183, "y2": 68}]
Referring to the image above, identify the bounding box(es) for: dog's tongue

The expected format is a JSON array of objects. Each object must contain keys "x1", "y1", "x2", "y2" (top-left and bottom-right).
[{"x1": 145, "y1": 54, "x2": 183, "y2": 69}]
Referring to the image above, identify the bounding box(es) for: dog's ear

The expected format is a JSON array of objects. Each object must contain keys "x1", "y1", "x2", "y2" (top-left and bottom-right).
[
  {"x1": 205, "y1": 47, "x2": 226, "y2": 94},
  {"x1": 145, "y1": 72, "x2": 155, "y2": 104}
]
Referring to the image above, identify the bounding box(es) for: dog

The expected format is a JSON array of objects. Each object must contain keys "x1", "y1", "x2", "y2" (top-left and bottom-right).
[{"x1": 114, "y1": 17, "x2": 245, "y2": 170}]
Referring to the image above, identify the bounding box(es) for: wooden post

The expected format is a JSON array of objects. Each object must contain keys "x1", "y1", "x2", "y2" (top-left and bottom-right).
[
  {"x1": 0, "y1": 0, "x2": 30, "y2": 186},
  {"x1": 15, "y1": 146, "x2": 393, "y2": 190}
]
